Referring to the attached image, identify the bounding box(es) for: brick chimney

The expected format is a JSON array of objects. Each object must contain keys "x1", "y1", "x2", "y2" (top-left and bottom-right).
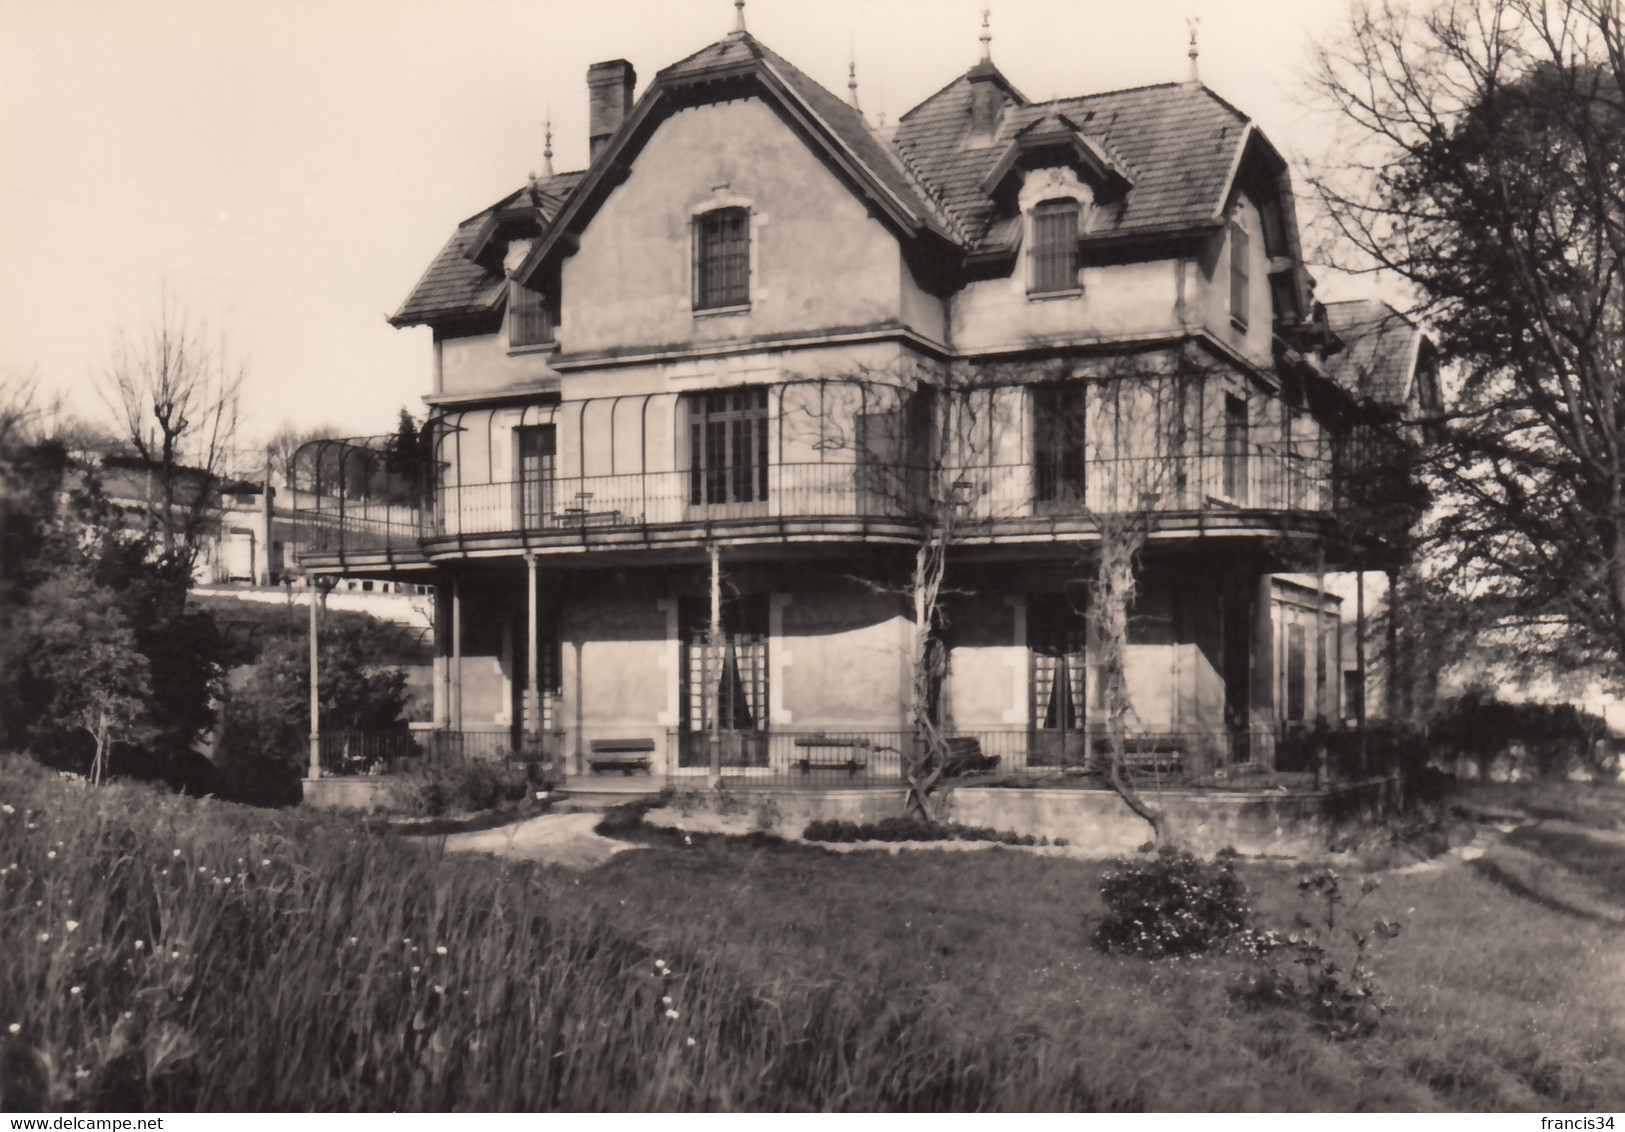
[
  {"x1": 587, "y1": 60, "x2": 636, "y2": 162},
  {"x1": 966, "y1": 62, "x2": 1005, "y2": 146}
]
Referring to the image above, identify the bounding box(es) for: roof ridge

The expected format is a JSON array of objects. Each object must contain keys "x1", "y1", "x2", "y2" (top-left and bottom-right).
[{"x1": 747, "y1": 36, "x2": 957, "y2": 240}]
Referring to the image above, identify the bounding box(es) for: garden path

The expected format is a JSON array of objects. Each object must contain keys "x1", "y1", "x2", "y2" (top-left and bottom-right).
[{"x1": 441, "y1": 811, "x2": 646, "y2": 870}]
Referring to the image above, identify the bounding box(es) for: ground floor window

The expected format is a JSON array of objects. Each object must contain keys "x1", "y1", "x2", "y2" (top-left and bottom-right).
[{"x1": 678, "y1": 594, "x2": 769, "y2": 767}]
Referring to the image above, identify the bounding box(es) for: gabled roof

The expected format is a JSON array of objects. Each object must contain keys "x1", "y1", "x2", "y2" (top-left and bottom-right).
[
  {"x1": 660, "y1": 33, "x2": 960, "y2": 241},
  {"x1": 1323, "y1": 299, "x2": 1432, "y2": 409},
  {"x1": 391, "y1": 171, "x2": 584, "y2": 328},
  {"x1": 513, "y1": 31, "x2": 962, "y2": 286},
  {"x1": 894, "y1": 75, "x2": 1250, "y2": 252}
]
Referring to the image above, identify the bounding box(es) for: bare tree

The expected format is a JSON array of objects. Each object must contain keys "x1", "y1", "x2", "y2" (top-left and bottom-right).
[
  {"x1": 1307, "y1": 0, "x2": 1625, "y2": 679},
  {"x1": 100, "y1": 291, "x2": 244, "y2": 562},
  {"x1": 0, "y1": 368, "x2": 60, "y2": 453}
]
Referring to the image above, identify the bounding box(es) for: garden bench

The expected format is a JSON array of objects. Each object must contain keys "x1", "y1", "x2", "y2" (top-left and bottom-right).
[
  {"x1": 561, "y1": 508, "x2": 624, "y2": 527},
  {"x1": 1094, "y1": 736, "x2": 1185, "y2": 774},
  {"x1": 792, "y1": 736, "x2": 870, "y2": 777},
  {"x1": 587, "y1": 737, "x2": 655, "y2": 774}
]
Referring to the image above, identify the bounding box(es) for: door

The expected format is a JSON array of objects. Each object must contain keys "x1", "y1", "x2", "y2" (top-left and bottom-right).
[
  {"x1": 679, "y1": 594, "x2": 769, "y2": 768},
  {"x1": 1030, "y1": 594, "x2": 1089, "y2": 766},
  {"x1": 517, "y1": 425, "x2": 556, "y2": 529}
]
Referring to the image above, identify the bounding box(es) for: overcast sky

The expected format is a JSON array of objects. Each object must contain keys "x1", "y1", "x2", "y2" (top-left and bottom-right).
[{"x1": 0, "y1": 0, "x2": 1359, "y2": 445}]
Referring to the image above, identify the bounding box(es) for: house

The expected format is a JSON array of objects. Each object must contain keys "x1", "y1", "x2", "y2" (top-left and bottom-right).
[
  {"x1": 293, "y1": 14, "x2": 1413, "y2": 788},
  {"x1": 1313, "y1": 299, "x2": 1442, "y2": 729}
]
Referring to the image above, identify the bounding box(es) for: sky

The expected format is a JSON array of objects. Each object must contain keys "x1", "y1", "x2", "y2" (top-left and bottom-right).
[{"x1": 0, "y1": 0, "x2": 1361, "y2": 447}]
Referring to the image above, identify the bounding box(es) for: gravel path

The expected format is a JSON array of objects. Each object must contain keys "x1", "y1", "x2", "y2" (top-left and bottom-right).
[{"x1": 441, "y1": 811, "x2": 646, "y2": 870}]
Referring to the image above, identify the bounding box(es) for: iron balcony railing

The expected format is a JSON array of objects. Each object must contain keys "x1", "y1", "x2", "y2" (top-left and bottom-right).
[{"x1": 295, "y1": 449, "x2": 1332, "y2": 557}]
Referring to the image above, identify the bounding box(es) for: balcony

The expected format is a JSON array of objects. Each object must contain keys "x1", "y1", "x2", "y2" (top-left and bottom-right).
[{"x1": 294, "y1": 447, "x2": 1333, "y2": 564}]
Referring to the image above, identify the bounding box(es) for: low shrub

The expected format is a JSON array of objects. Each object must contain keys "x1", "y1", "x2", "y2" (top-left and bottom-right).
[
  {"x1": 1092, "y1": 845, "x2": 1251, "y2": 957},
  {"x1": 391, "y1": 756, "x2": 529, "y2": 817},
  {"x1": 1233, "y1": 869, "x2": 1401, "y2": 1039},
  {"x1": 802, "y1": 816, "x2": 1045, "y2": 846}
]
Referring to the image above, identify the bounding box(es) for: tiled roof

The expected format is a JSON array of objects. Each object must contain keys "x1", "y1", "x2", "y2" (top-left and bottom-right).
[
  {"x1": 894, "y1": 73, "x2": 1248, "y2": 250},
  {"x1": 1323, "y1": 299, "x2": 1424, "y2": 407},
  {"x1": 391, "y1": 171, "x2": 584, "y2": 327},
  {"x1": 657, "y1": 33, "x2": 959, "y2": 240},
  {"x1": 397, "y1": 40, "x2": 1259, "y2": 326}
]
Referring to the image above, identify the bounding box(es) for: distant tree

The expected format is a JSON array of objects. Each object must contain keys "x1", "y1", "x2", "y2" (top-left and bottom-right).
[
  {"x1": 1309, "y1": 0, "x2": 1625, "y2": 680},
  {"x1": 99, "y1": 290, "x2": 244, "y2": 562},
  {"x1": 24, "y1": 571, "x2": 153, "y2": 783},
  {"x1": 266, "y1": 423, "x2": 335, "y2": 492},
  {"x1": 382, "y1": 407, "x2": 434, "y2": 505},
  {"x1": 216, "y1": 619, "x2": 411, "y2": 802},
  {"x1": 0, "y1": 427, "x2": 231, "y2": 782}
]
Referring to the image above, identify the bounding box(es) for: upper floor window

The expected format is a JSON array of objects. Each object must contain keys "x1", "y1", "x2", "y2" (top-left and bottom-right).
[
  {"x1": 1030, "y1": 199, "x2": 1080, "y2": 294},
  {"x1": 509, "y1": 282, "x2": 557, "y2": 347},
  {"x1": 693, "y1": 207, "x2": 750, "y2": 310},
  {"x1": 1033, "y1": 382, "x2": 1087, "y2": 506},
  {"x1": 1229, "y1": 214, "x2": 1251, "y2": 328},
  {"x1": 688, "y1": 387, "x2": 769, "y2": 505}
]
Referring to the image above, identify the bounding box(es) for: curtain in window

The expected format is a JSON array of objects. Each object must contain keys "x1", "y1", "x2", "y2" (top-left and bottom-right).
[{"x1": 680, "y1": 596, "x2": 769, "y2": 767}]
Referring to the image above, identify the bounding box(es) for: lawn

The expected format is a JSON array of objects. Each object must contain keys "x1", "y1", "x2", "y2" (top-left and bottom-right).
[{"x1": 2, "y1": 755, "x2": 1623, "y2": 1111}]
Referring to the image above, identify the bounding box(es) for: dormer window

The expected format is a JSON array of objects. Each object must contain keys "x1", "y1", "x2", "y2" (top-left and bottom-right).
[
  {"x1": 509, "y1": 281, "x2": 557, "y2": 348},
  {"x1": 1029, "y1": 199, "x2": 1080, "y2": 294},
  {"x1": 693, "y1": 206, "x2": 750, "y2": 310},
  {"x1": 1229, "y1": 213, "x2": 1251, "y2": 328}
]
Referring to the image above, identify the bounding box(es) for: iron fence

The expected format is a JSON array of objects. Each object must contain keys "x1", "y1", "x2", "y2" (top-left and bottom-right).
[
  {"x1": 315, "y1": 729, "x2": 566, "y2": 776},
  {"x1": 307, "y1": 724, "x2": 1372, "y2": 789}
]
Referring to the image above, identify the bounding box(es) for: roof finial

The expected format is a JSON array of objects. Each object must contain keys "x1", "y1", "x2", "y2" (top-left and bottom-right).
[
  {"x1": 542, "y1": 115, "x2": 554, "y2": 177},
  {"x1": 1186, "y1": 16, "x2": 1201, "y2": 84},
  {"x1": 848, "y1": 57, "x2": 860, "y2": 109},
  {"x1": 979, "y1": 7, "x2": 992, "y2": 63},
  {"x1": 733, "y1": 0, "x2": 746, "y2": 35}
]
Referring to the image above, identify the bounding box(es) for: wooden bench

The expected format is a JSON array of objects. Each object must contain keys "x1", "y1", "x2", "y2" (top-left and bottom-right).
[
  {"x1": 561, "y1": 508, "x2": 624, "y2": 528},
  {"x1": 1093, "y1": 736, "x2": 1184, "y2": 774},
  {"x1": 587, "y1": 738, "x2": 655, "y2": 775},
  {"x1": 792, "y1": 736, "x2": 870, "y2": 777}
]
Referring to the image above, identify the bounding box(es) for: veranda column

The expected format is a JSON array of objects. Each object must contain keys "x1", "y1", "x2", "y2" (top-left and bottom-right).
[
  {"x1": 1356, "y1": 570, "x2": 1368, "y2": 777},
  {"x1": 525, "y1": 552, "x2": 541, "y2": 755},
  {"x1": 308, "y1": 576, "x2": 320, "y2": 779},
  {"x1": 452, "y1": 570, "x2": 464, "y2": 734},
  {"x1": 708, "y1": 543, "x2": 722, "y2": 784}
]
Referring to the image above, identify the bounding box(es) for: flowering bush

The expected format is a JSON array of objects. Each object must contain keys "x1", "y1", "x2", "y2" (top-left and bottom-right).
[
  {"x1": 1232, "y1": 869, "x2": 1401, "y2": 1039},
  {"x1": 1092, "y1": 845, "x2": 1252, "y2": 957}
]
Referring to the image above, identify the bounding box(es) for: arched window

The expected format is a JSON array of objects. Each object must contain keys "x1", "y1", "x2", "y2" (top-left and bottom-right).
[
  {"x1": 693, "y1": 206, "x2": 750, "y2": 310},
  {"x1": 1029, "y1": 198, "x2": 1080, "y2": 294}
]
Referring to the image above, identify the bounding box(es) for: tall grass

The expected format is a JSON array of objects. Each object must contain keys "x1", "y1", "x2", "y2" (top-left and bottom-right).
[
  {"x1": 0, "y1": 759, "x2": 1120, "y2": 1110},
  {"x1": 3, "y1": 756, "x2": 1623, "y2": 1111}
]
